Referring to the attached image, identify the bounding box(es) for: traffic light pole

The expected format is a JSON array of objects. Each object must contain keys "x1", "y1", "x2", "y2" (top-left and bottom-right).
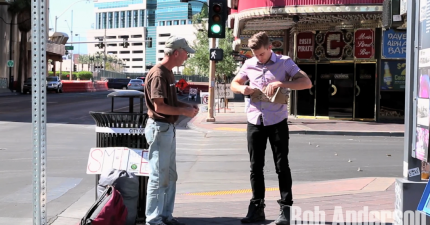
[
  {"x1": 69, "y1": 10, "x2": 73, "y2": 80},
  {"x1": 207, "y1": 37, "x2": 216, "y2": 122}
]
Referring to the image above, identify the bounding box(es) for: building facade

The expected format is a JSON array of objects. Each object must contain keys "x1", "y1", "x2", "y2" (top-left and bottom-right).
[
  {"x1": 87, "y1": 0, "x2": 202, "y2": 73},
  {"x1": 229, "y1": 0, "x2": 406, "y2": 122}
]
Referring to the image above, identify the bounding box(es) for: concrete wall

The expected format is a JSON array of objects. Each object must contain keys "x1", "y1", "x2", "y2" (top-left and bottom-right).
[{"x1": 0, "y1": 5, "x2": 20, "y2": 89}]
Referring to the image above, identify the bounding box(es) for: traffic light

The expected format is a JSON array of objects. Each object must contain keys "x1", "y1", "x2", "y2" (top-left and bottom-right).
[
  {"x1": 146, "y1": 37, "x2": 152, "y2": 48},
  {"x1": 65, "y1": 50, "x2": 68, "y2": 55},
  {"x1": 73, "y1": 64, "x2": 77, "y2": 72},
  {"x1": 209, "y1": 48, "x2": 224, "y2": 62},
  {"x1": 97, "y1": 38, "x2": 105, "y2": 49},
  {"x1": 208, "y1": 0, "x2": 227, "y2": 38},
  {"x1": 122, "y1": 38, "x2": 129, "y2": 48}
]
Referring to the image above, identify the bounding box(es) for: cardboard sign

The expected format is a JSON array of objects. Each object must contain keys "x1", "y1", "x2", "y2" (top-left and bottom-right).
[{"x1": 87, "y1": 147, "x2": 149, "y2": 176}]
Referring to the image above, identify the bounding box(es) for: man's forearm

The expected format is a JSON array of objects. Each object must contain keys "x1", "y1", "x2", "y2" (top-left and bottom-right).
[
  {"x1": 155, "y1": 104, "x2": 188, "y2": 116},
  {"x1": 280, "y1": 78, "x2": 312, "y2": 90},
  {"x1": 231, "y1": 81, "x2": 244, "y2": 93},
  {"x1": 177, "y1": 101, "x2": 191, "y2": 108}
]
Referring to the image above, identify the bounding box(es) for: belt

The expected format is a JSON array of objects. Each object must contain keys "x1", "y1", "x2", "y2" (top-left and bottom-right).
[{"x1": 259, "y1": 115, "x2": 264, "y2": 126}]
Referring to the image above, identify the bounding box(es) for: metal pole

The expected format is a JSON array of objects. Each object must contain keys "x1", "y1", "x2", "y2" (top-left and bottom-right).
[
  {"x1": 207, "y1": 37, "x2": 216, "y2": 122},
  {"x1": 55, "y1": 16, "x2": 57, "y2": 32},
  {"x1": 32, "y1": 0, "x2": 48, "y2": 224},
  {"x1": 103, "y1": 27, "x2": 107, "y2": 76},
  {"x1": 70, "y1": 10, "x2": 73, "y2": 80},
  {"x1": 404, "y1": 0, "x2": 421, "y2": 181}
]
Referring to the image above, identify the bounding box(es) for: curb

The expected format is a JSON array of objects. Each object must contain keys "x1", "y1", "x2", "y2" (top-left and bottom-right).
[{"x1": 186, "y1": 120, "x2": 404, "y2": 137}]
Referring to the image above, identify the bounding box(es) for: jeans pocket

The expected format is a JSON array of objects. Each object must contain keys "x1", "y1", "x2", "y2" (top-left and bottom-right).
[
  {"x1": 156, "y1": 122, "x2": 170, "y2": 133},
  {"x1": 145, "y1": 126, "x2": 156, "y2": 145}
]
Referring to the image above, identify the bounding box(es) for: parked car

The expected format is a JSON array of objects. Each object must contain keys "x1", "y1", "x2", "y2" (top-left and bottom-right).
[
  {"x1": 106, "y1": 78, "x2": 131, "y2": 89},
  {"x1": 23, "y1": 76, "x2": 62, "y2": 94},
  {"x1": 46, "y1": 76, "x2": 63, "y2": 93},
  {"x1": 127, "y1": 79, "x2": 144, "y2": 91},
  {"x1": 136, "y1": 76, "x2": 146, "y2": 84}
]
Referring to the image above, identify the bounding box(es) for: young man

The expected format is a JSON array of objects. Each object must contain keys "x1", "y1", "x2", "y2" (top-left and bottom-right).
[
  {"x1": 144, "y1": 36, "x2": 199, "y2": 225},
  {"x1": 230, "y1": 31, "x2": 312, "y2": 225}
]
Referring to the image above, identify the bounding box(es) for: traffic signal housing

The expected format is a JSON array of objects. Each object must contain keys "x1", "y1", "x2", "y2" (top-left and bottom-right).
[{"x1": 208, "y1": 0, "x2": 227, "y2": 38}]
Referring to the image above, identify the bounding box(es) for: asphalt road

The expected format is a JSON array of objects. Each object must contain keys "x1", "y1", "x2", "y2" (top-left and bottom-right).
[{"x1": 0, "y1": 92, "x2": 404, "y2": 224}]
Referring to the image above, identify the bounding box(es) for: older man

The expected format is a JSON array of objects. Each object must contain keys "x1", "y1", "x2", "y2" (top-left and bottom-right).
[{"x1": 144, "y1": 36, "x2": 199, "y2": 225}]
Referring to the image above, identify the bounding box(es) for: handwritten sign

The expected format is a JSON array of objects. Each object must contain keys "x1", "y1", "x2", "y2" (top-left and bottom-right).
[
  {"x1": 354, "y1": 29, "x2": 374, "y2": 59},
  {"x1": 215, "y1": 83, "x2": 234, "y2": 99},
  {"x1": 383, "y1": 29, "x2": 407, "y2": 59},
  {"x1": 86, "y1": 147, "x2": 149, "y2": 176},
  {"x1": 296, "y1": 32, "x2": 314, "y2": 60}
]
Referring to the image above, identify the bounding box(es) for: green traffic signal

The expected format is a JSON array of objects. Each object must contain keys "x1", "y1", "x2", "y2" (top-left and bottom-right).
[{"x1": 211, "y1": 24, "x2": 221, "y2": 34}]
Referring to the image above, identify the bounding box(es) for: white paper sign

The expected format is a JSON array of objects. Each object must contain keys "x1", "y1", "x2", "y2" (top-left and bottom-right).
[
  {"x1": 87, "y1": 147, "x2": 149, "y2": 176},
  {"x1": 215, "y1": 83, "x2": 234, "y2": 99}
]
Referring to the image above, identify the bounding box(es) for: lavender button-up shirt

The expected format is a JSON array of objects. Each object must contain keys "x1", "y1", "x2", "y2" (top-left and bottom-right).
[{"x1": 236, "y1": 52, "x2": 301, "y2": 126}]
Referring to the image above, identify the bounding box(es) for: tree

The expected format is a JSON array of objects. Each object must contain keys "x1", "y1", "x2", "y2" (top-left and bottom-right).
[
  {"x1": 8, "y1": 0, "x2": 31, "y2": 93},
  {"x1": 185, "y1": 8, "x2": 238, "y2": 81}
]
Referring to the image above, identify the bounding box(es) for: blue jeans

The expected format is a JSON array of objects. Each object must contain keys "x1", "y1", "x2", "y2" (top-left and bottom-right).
[{"x1": 145, "y1": 118, "x2": 177, "y2": 225}]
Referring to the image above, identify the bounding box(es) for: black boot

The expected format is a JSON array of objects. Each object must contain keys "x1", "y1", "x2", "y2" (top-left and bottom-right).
[
  {"x1": 240, "y1": 199, "x2": 265, "y2": 223},
  {"x1": 275, "y1": 200, "x2": 291, "y2": 225}
]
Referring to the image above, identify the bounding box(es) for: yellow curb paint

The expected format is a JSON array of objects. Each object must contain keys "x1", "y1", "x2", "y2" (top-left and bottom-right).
[
  {"x1": 184, "y1": 187, "x2": 279, "y2": 196},
  {"x1": 214, "y1": 127, "x2": 246, "y2": 132}
]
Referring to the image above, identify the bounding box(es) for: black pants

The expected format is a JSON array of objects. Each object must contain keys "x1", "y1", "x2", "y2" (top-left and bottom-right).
[{"x1": 247, "y1": 118, "x2": 293, "y2": 206}]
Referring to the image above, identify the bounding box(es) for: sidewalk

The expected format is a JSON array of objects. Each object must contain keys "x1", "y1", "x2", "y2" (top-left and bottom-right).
[
  {"x1": 188, "y1": 101, "x2": 404, "y2": 137},
  {"x1": 51, "y1": 177, "x2": 396, "y2": 225}
]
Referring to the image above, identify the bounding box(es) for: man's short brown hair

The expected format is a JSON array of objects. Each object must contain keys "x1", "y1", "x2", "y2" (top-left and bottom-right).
[{"x1": 248, "y1": 32, "x2": 270, "y2": 50}]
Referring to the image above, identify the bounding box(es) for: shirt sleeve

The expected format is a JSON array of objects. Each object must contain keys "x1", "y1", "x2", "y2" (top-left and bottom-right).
[
  {"x1": 283, "y1": 58, "x2": 301, "y2": 78},
  {"x1": 234, "y1": 61, "x2": 249, "y2": 81},
  {"x1": 149, "y1": 76, "x2": 168, "y2": 99}
]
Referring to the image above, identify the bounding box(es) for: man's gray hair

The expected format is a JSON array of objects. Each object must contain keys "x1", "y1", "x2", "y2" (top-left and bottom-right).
[{"x1": 164, "y1": 48, "x2": 176, "y2": 56}]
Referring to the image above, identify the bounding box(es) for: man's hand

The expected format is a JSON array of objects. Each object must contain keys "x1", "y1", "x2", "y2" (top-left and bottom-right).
[
  {"x1": 183, "y1": 107, "x2": 199, "y2": 118},
  {"x1": 264, "y1": 81, "x2": 283, "y2": 97},
  {"x1": 242, "y1": 86, "x2": 255, "y2": 95}
]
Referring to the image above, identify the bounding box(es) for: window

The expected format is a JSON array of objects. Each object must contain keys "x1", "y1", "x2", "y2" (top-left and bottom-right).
[
  {"x1": 159, "y1": 42, "x2": 165, "y2": 45},
  {"x1": 132, "y1": 58, "x2": 143, "y2": 61},
  {"x1": 107, "y1": 51, "x2": 118, "y2": 54},
  {"x1": 188, "y1": 20, "x2": 193, "y2": 24},
  {"x1": 158, "y1": 58, "x2": 163, "y2": 61},
  {"x1": 114, "y1": 12, "x2": 119, "y2": 28},
  {"x1": 107, "y1": 44, "x2": 117, "y2": 47},
  {"x1": 133, "y1": 50, "x2": 144, "y2": 53},
  {"x1": 159, "y1": 33, "x2": 170, "y2": 37},
  {"x1": 158, "y1": 50, "x2": 164, "y2": 53},
  {"x1": 166, "y1": 21, "x2": 172, "y2": 26},
  {"x1": 120, "y1": 11, "x2": 125, "y2": 28},
  {"x1": 133, "y1": 10, "x2": 138, "y2": 27},
  {"x1": 180, "y1": 20, "x2": 186, "y2": 25},
  {"x1": 108, "y1": 12, "x2": 113, "y2": 29},
  {"x1": 127, "y1": 11, "x2": 132, "y2": 27},
  {"x1": 159, "y1": 21, "x2": 165, "y2": 26},
  {"x1": 120, "y1": 51, "x2": 131, "y2": 54},
  {"x1": 131, "y1": 35, "x2": 142, "y2": 38},
  {"x1": 173, "y1": 20, "x2": 179, "y2": 25},
  {"x1": 132, "y1": 66, "x2": 144, "y2": 68},
  {"x1": 140, "y1": 10, "x2": 145, "y2": 27},
  {"x1": 132, "y1": 43, "x2": 143, "y2": 46},
  {"x1": 102, "y1": 13, "x2": 107, "y2": 29}
]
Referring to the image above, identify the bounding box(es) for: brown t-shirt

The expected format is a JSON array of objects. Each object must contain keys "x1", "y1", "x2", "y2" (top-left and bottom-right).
[{"x1": 144, "y1": 64, "x2": 179, "y2": 124}]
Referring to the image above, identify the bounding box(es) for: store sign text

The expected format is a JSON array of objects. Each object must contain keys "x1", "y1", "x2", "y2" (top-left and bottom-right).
[
  {"x1": 296, "y1": 32, "x2": 314, "y2": 59},
  {"x1": 324, "y1": 32, "x2": 346, "y2": 59},
  {"x1": 383, "y1": 29, "x2": 407, "y2": 59},
  {"x1": 354, "y1": 29, "x2": 374, "y2": 59}
]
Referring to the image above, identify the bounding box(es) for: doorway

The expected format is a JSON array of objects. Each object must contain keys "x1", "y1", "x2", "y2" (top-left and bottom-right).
[
  {"x1": 316, "y1": 63, "x2": 355, "y2": 118},
  {"x1": 355, "y1": 63, "x2": 376, "y2": 119},
  {"x1": 296, "y1": 64, "x2": 316, "y2": 116}
]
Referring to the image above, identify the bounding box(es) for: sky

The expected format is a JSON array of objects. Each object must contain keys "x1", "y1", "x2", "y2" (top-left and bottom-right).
[{"x1": 49, "y1": 0, "x2": 96, "y2": 55}]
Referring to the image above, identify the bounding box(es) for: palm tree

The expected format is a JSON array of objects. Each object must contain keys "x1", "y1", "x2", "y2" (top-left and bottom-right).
[{"x1": 7, "y1": 0, "x2": 31, "y2": 93}]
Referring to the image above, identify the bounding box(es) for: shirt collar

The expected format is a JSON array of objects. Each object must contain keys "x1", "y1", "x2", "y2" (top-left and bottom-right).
[{"x1": 256, "y1": 52, "x2": 277, "y2": 65}]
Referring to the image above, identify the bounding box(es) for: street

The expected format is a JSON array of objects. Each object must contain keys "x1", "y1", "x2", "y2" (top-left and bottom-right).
[{"x1": 0, "y1": 92, "x2": 403, "y2": 224}]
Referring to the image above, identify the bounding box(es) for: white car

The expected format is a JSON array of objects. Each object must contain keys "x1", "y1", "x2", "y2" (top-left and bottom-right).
[{"x1": 127, "y1": 79, "x2": 144, "y2": 91}]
